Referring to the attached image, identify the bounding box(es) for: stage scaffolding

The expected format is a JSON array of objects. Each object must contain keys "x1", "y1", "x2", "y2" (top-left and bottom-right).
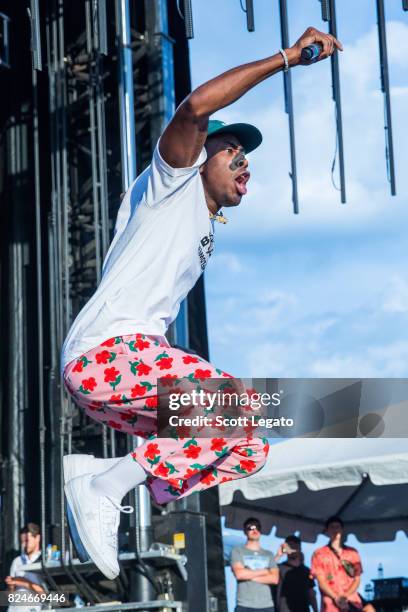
[{"x1": 0, "y1": 1, "x2": 225, "y2": 611}]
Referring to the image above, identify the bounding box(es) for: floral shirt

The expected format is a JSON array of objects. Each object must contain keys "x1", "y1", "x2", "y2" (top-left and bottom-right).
[{"x1": 311, "y1": 545, "x2": 363, "y2": 611}]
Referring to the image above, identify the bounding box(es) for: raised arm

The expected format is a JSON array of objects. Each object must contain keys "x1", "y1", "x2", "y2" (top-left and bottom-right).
[{"x1": 159, "y1": 26, "x2": 342, "y2": 169}]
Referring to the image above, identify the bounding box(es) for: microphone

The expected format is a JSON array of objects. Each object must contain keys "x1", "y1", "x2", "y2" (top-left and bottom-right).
[{"x1": 301, "y1": 43, "x2": 322, "y2": 62}]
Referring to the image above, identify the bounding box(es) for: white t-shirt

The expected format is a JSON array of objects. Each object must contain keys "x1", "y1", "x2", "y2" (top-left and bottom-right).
[
  {"x1": 8, "y1": 551, "x2": 44, "y2": 612},
  {"x1": 61, "y1": 141, "x2": 214, "y2": 371},
  {"x1": 9, "y1": 550, "x2": 42, "y2": 583}
]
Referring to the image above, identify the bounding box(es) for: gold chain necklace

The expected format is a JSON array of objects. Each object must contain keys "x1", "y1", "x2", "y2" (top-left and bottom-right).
[{"x1": 209, "y1": 210, "x2": 228, "y2": 224}]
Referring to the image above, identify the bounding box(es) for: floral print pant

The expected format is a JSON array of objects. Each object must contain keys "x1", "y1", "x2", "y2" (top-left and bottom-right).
[{"x1": 63, "y1": 333, "x2": 269, "y2": 504}]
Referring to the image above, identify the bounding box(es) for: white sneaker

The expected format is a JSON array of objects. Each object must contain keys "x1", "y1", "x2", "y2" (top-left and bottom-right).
[{"x1": 64, "y1": 473, "x2": 133, "y2": 580}]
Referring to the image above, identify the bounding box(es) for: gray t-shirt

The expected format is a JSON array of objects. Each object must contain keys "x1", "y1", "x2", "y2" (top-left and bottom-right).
[{"x1": 231, "y1": 545, "x2": 277, "y2": 609}]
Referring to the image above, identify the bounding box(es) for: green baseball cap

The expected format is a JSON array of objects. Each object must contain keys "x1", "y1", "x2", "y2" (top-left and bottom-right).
[{"x1": 207, "y1": 119, "x2": 262, "y2": 154}]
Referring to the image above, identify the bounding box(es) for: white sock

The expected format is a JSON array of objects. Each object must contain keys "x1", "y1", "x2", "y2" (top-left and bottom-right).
[{"x1": 90, "y1": 453, "x2": 147, "y2": 501}]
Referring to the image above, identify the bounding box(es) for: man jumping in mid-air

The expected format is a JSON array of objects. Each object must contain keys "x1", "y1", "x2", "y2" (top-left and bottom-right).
[{"x1": 61, "y1": 27, "x2": 342, "y2": 580}]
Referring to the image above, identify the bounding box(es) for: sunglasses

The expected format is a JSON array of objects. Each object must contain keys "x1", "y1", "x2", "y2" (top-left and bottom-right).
[{"x1": 245, "y1": 524, "x2": 261, "y2": 532}]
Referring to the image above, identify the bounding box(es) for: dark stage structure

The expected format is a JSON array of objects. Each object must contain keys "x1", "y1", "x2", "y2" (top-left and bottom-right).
[{"x1": 0, "y1": 1, "x2": 224, "y2": 611}]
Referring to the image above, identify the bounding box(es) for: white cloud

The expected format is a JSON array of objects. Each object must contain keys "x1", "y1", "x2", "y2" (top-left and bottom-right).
[
  {"x1": 381, "y1": 276, "x2": 408, "y2": 313},
  {"x1": 211, "y1": 252, "x2": 246, "y2": 273},
  {"x1": 245, "y1": 337, "x2": 408, "y2": 378},
  {"x1": 206, "y1": 247, "x2": 408, "y2": 378}
]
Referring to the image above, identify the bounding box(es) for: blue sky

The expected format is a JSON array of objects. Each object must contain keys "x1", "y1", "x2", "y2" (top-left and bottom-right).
[
  {"x1": 188, "y1": 1, "x2": 408, "y2": 608},
  {"x1": 189, "y1": 0, "x2": 408, "y2": 378}
]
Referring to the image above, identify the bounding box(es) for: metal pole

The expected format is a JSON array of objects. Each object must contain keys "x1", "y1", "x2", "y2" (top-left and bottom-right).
[
  {"x1": 182, "y1": 0, "x2": 194, "y2": 39},
  {"x1": 32, "y1": 56, "x2": 48, "y2": 570},
  {"x1": 320, "y1": 0, "x2": 330, "y2": 21},
  {"x1": 115, "y1": 2, "x2": 153, "y2": 597},
  {"x1": 57, "y1": 0, "x2": 70, "y2": 563},
  {"x1": 8, "y1": 122, "x2": 27, "y2": 545},
  {"x1": 116, "y1": 0, "x2": 137, "y2": 187},
  {"x1": 45, "y1": 11, "x2": 59, "y2": 537},
  {"x1": 85, "y1": 0, "x2": 102, "y2": 282},
  {"x1": 328, "y1": 0, "x2": 346, "y2": 203},
  {"x1": 86, "y1": 0, "x2": 112, "y2": 458},
  {"x1": 376, "y1": 0, "x2": 396, "y2": 195},
  {"x1": 29, "y1": 0, "x2": 42, "y2": 70},
  {"x1": 245, "y1": 0, "x2": 255, "y2": 32},
  {"x1": 278, "y1": 0, "x2": 299, "y2": 214},
  {"x1": 0, "y1": 12, "x2": 11, "y2": 68},
  {"x1": 97, "y1": 0, "x2": 108, "y2": 55},
  {"x1": 146, "y1": 0, "x2": 188, "y2": 345}
]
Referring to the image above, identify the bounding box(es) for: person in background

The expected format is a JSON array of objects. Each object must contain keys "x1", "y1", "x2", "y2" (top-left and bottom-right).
[
  {"x1": 5, "y1": 523, "x2": 46, "y2": 612},
  {"x1": 231, "y1": 517, "x2": 279, "y2": 612},
  {"x1": 311, "y1": 516, "x2": 372, "y2": 611},
  {"x1": 274, "y1": 534, "x2": 318, "y2": 612}
]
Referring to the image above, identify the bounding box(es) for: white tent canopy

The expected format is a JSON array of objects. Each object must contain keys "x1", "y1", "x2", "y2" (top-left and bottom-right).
[{"x1": 220, "y1": 438, "x2": 408, "y2": 543}]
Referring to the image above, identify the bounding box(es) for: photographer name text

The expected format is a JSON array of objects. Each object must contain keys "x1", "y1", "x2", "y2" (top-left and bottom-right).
[{"x1": 168, "y1": 415, "x2": 294, "y2": 428}]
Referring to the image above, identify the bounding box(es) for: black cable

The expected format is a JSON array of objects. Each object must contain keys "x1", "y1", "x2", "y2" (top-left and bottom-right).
[
  {"x1": 330, "y1": 105, "x2": 341, "y2": 192},
  {"x1": 383, "y1": 97, "x2": 391, "y2": 184},
  {"x1": 245, "y1": 0, "x2": 255, "y2": 31},
  {"x1": 126, "y1": 526, "x2": 160, "y2": 595},
  {"x1": 134, "y1": 560, "x2": 161, "y2": 594}
]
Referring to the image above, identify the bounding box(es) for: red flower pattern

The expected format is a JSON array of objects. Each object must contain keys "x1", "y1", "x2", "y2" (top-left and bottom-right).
[
  {"x1": 87, "y1": 402, "x2": 100, "y2": 411},
  {"x1": 176, "y1": 425, "x2": 191, "y2": 438},
  {"x1": 182, "y1": 355, "x2": 199, "y2": 364},
  {"x1": 183, "y1": 445, "x2": 202, "y2": 459},
  {"x1": 200, "y1": 469, "x2": 216, "y2": 485},
  {"x1": 110, "y1": 394, "x2": 123, "y2": 405},
  {"x1": 194, "y1": 368, "x2": 212, "y2": 380},
  {"x1": 154, "y1": 463, "x2": 170, "y2": 478},
  {"x1": 211, "y1": 438, "x2": 227, "y2": 452},
  {"x1": 73, "y1": 360, "x2": 84, "y2": 373},
  {"x1": 183, "y1": 467, "x2": 200, "y2": 479},
  {"x1": 131, "y1": 384, "x2": 147, "y2": 397},
  {"x1": 156, "y1": 357, "x2": 173, "y2": 370},
  {"x1": 107, "y1": 420, "x2": 122, "y2": 430},
  {"x1": 240, "y1": 459, "x2": 257, "y2": 472},
  {"x1": 104, "y1": 367, "x2": 120, "y2": 383},
  {"x1": 135, "y1": 338, "x2": 150, "y2": 351},
  {"x1": 96, "y1": 350, "x2": 112, "y2": 364},
  {"x1": 136, "y1": 363, "x2": 152, "y2": 376},
  {"x1": 160, "y1": 374, "x2": 178, "y2": 386},
  {"x1": 145, "y1": 396, "x2": 157, "y2": 408},
  {"x1": 82, "y1": 377, "x2": 97, "y2": 392},
  {"x1": 144, "y1": 443, "x2": 160, "y2": 460}
]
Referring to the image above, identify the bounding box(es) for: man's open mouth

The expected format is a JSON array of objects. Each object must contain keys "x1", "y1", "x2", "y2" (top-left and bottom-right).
[{"x1": 234, "y1": 171, "x2": 250, "y2": 196}]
